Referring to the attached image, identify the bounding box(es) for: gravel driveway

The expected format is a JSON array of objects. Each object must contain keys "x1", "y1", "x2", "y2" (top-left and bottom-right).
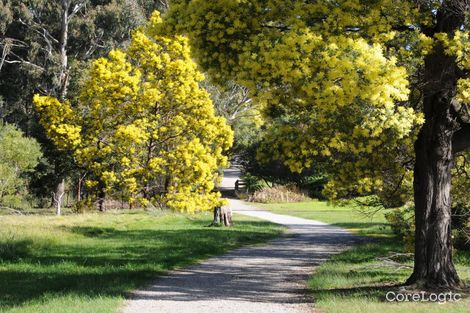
[{"x1": 122, "y1": 197, "x2": 360, "y2": 313}]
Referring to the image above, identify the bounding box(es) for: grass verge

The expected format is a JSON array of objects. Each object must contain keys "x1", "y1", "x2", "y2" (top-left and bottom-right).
[
  {"x1": 256, "y1": 200, "x2": 470, "y2": 313},
  {"x1": 0, "y1": 210, "x2": 284, "y2": 313}
]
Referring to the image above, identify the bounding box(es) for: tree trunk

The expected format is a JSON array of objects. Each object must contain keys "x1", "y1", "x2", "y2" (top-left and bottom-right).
[
  {"x1": 98, "y1": 193, "x2": 106, "y2": 212},
  {"x1": 58, "y1": 0, "x2": 70, "y2": 101},
  {"x1": 211, "y1": 206, "x2": 221, "y2": 225},
  {"x1": 407, "y1": 5, "x2": 465, "y2": 288},
  {"x1": 77, "y1": 175, "x2": 83, "y2": 203},
  {"x1": 54, "y1": 178, "x2": 65, "y2": 216},
  {"x1": 220, "y1": 205, "x2": 233, "y2": 226},
  {"x1": 409, "y1": 110, "x2": 460, "y2": 288},
  {"x1": 209, "y1": 205, "x2": 233, "y2": 226},
  {"x1": 97, "y1": 180, "x2": 106, "y2": 212},
  {"x1": 50, "y1": 1, "x2": 70, "y2": 216}
]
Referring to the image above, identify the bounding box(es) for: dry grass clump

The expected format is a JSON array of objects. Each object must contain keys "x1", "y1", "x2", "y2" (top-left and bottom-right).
[{"x1": 249, "y1": 185, "x2": 309, "y2": 203}]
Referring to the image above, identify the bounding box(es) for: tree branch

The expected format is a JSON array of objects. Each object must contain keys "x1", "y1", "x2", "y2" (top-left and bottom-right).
[
  {"x1": 17, "y1": 18, "x2": 56, "y2": 60},
  {"x1": 3, "y1": 54, "x2": 45, "y2": 71},
  {"x1": 69, "y1": 1, "x2": 87, "y2": 19},
  {"x1": 0, "y1": 39, "x2": 12, "y2": 72},
  {"x1": 260, "y1": 23, "x2": 290, "y2": 32}
]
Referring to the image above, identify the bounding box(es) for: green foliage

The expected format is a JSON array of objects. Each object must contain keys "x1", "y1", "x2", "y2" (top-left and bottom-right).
[
  {"x1": 381, "y1": 153, "x2": 470, "y2": 252},
  {"x1": 453, "y1": 223, "x2": 470, "y2": 251},
  {"x1": 384, "y1": 206, "x2": 415, "y2": 252},
  {"x1": 385, "y1": 205, "x2": 470, "y2": 252},
  {"x1": 302, "y1": 175, "x2": 329, "y2": 199},
  {"x1": 203, "y1": 81, "x2": 261, "y2": 152},
  {"x1": 234, "y1": 119, "x2": 329, "y2": 196},
  {"x1": 239, "y1": 138, "x2": 321, "y2": 185},
  {"x1": 239, "y1": 173, "x2": 263, "y2": 193},
  {"x1": 0, "y1": 124, "x2": 42, "y2": 208},
  {"x1": 0, "y1": 1, "x2": 12, "y2": 35},
  {"x1": 0, "y1": 0, "x2": 167, "y2": 103},
  {"x1": 453, "y1": 153, "x2": 470, "y2": 210}
]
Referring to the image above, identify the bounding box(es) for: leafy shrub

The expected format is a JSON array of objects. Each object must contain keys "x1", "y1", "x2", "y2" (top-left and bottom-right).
[
  {"x1": 249, "y1": 185, "x2": 309, "y2": 203},
  {"x1": 72, "y1": 199, "x2": 96, "y2": 213},
  {"x1": 453, "y1": 217, "x2": 470, "y2": 250},
  {"x1": 241, "y1": 173, "x2": 264, "y2": 193},
  {"x1": 385, "y1": 205, "x2": 470, "y2": 252},
  {"x1": 302, "y1": 175, "x2": 328, "y2": 199},
  {"x1": 385, "y1": 206, "x2": 415, "y2": 252},
  {"x1": 233, "y1": 173, "x2": 263, "y2": 200},
  {"x1": 0, "y1": 124, "x2": 42, "y2": 209}
]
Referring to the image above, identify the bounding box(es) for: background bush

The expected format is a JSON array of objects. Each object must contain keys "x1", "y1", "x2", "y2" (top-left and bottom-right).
[
  {"x1": 249, "y1": 185, "x2": 309, "y2": 203},
  {"x1": 0, "y1": 124, "x2": 42, "y2": 209},
  {"x1": 385, "y1": 205, "x2": 470, "y2": 252}
]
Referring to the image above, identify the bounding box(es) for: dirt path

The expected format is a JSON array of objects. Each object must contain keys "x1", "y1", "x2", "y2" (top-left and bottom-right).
[{"x1": 122, "y1": 168, "x2": 360, "y2": 313}]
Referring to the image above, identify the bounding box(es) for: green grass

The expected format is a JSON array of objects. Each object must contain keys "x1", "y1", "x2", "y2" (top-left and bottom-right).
[
  {"x1": 255, "y1": 201, "x2": 391, "y2": 237},
  {"x1": 256, "y1": 200, "x2": 470, "y2": 313},
  {"x1": 0, "y1": 210, "x2": 284, "y2": 313}
]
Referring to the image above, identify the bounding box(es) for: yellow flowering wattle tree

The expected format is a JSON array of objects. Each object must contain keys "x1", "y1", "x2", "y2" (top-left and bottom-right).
[
  {"x1": 163, "y1": 0, "x2": 470, "y2": 288},
  {"x1": 34, "y1": 12, "x2": 233, "y2": 213}
]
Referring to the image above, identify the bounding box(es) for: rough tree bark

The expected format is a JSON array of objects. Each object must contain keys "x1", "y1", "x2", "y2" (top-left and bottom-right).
[
  {"x1": 210, "y1": 205, "x2": 233, "y2": 227},
  {"x1": 407, "y1": 1, "x2": 470, "y2": 288},
  {"x1": 211, "y1": 206, "x2": 221, "y2": 225}
]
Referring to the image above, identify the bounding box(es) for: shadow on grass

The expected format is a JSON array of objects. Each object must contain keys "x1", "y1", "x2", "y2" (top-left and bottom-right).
[
  {"x1": 0, "y1": 239, "x2": 34, "y2": 261},
  {"x1": 0, "y1": 220, "x2": 280, "y2": 310},
  {"x1": 332, "y1": 222, "x2": 390, "y2": 230}
]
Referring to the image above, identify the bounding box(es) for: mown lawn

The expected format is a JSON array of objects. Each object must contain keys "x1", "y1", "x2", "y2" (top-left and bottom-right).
[
  {"x1": 0, "y1": 210, "x2": 284, "y2": 313},
  {"x1": 256, "y1": 200, "x2": 470, "y2": 313}
]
